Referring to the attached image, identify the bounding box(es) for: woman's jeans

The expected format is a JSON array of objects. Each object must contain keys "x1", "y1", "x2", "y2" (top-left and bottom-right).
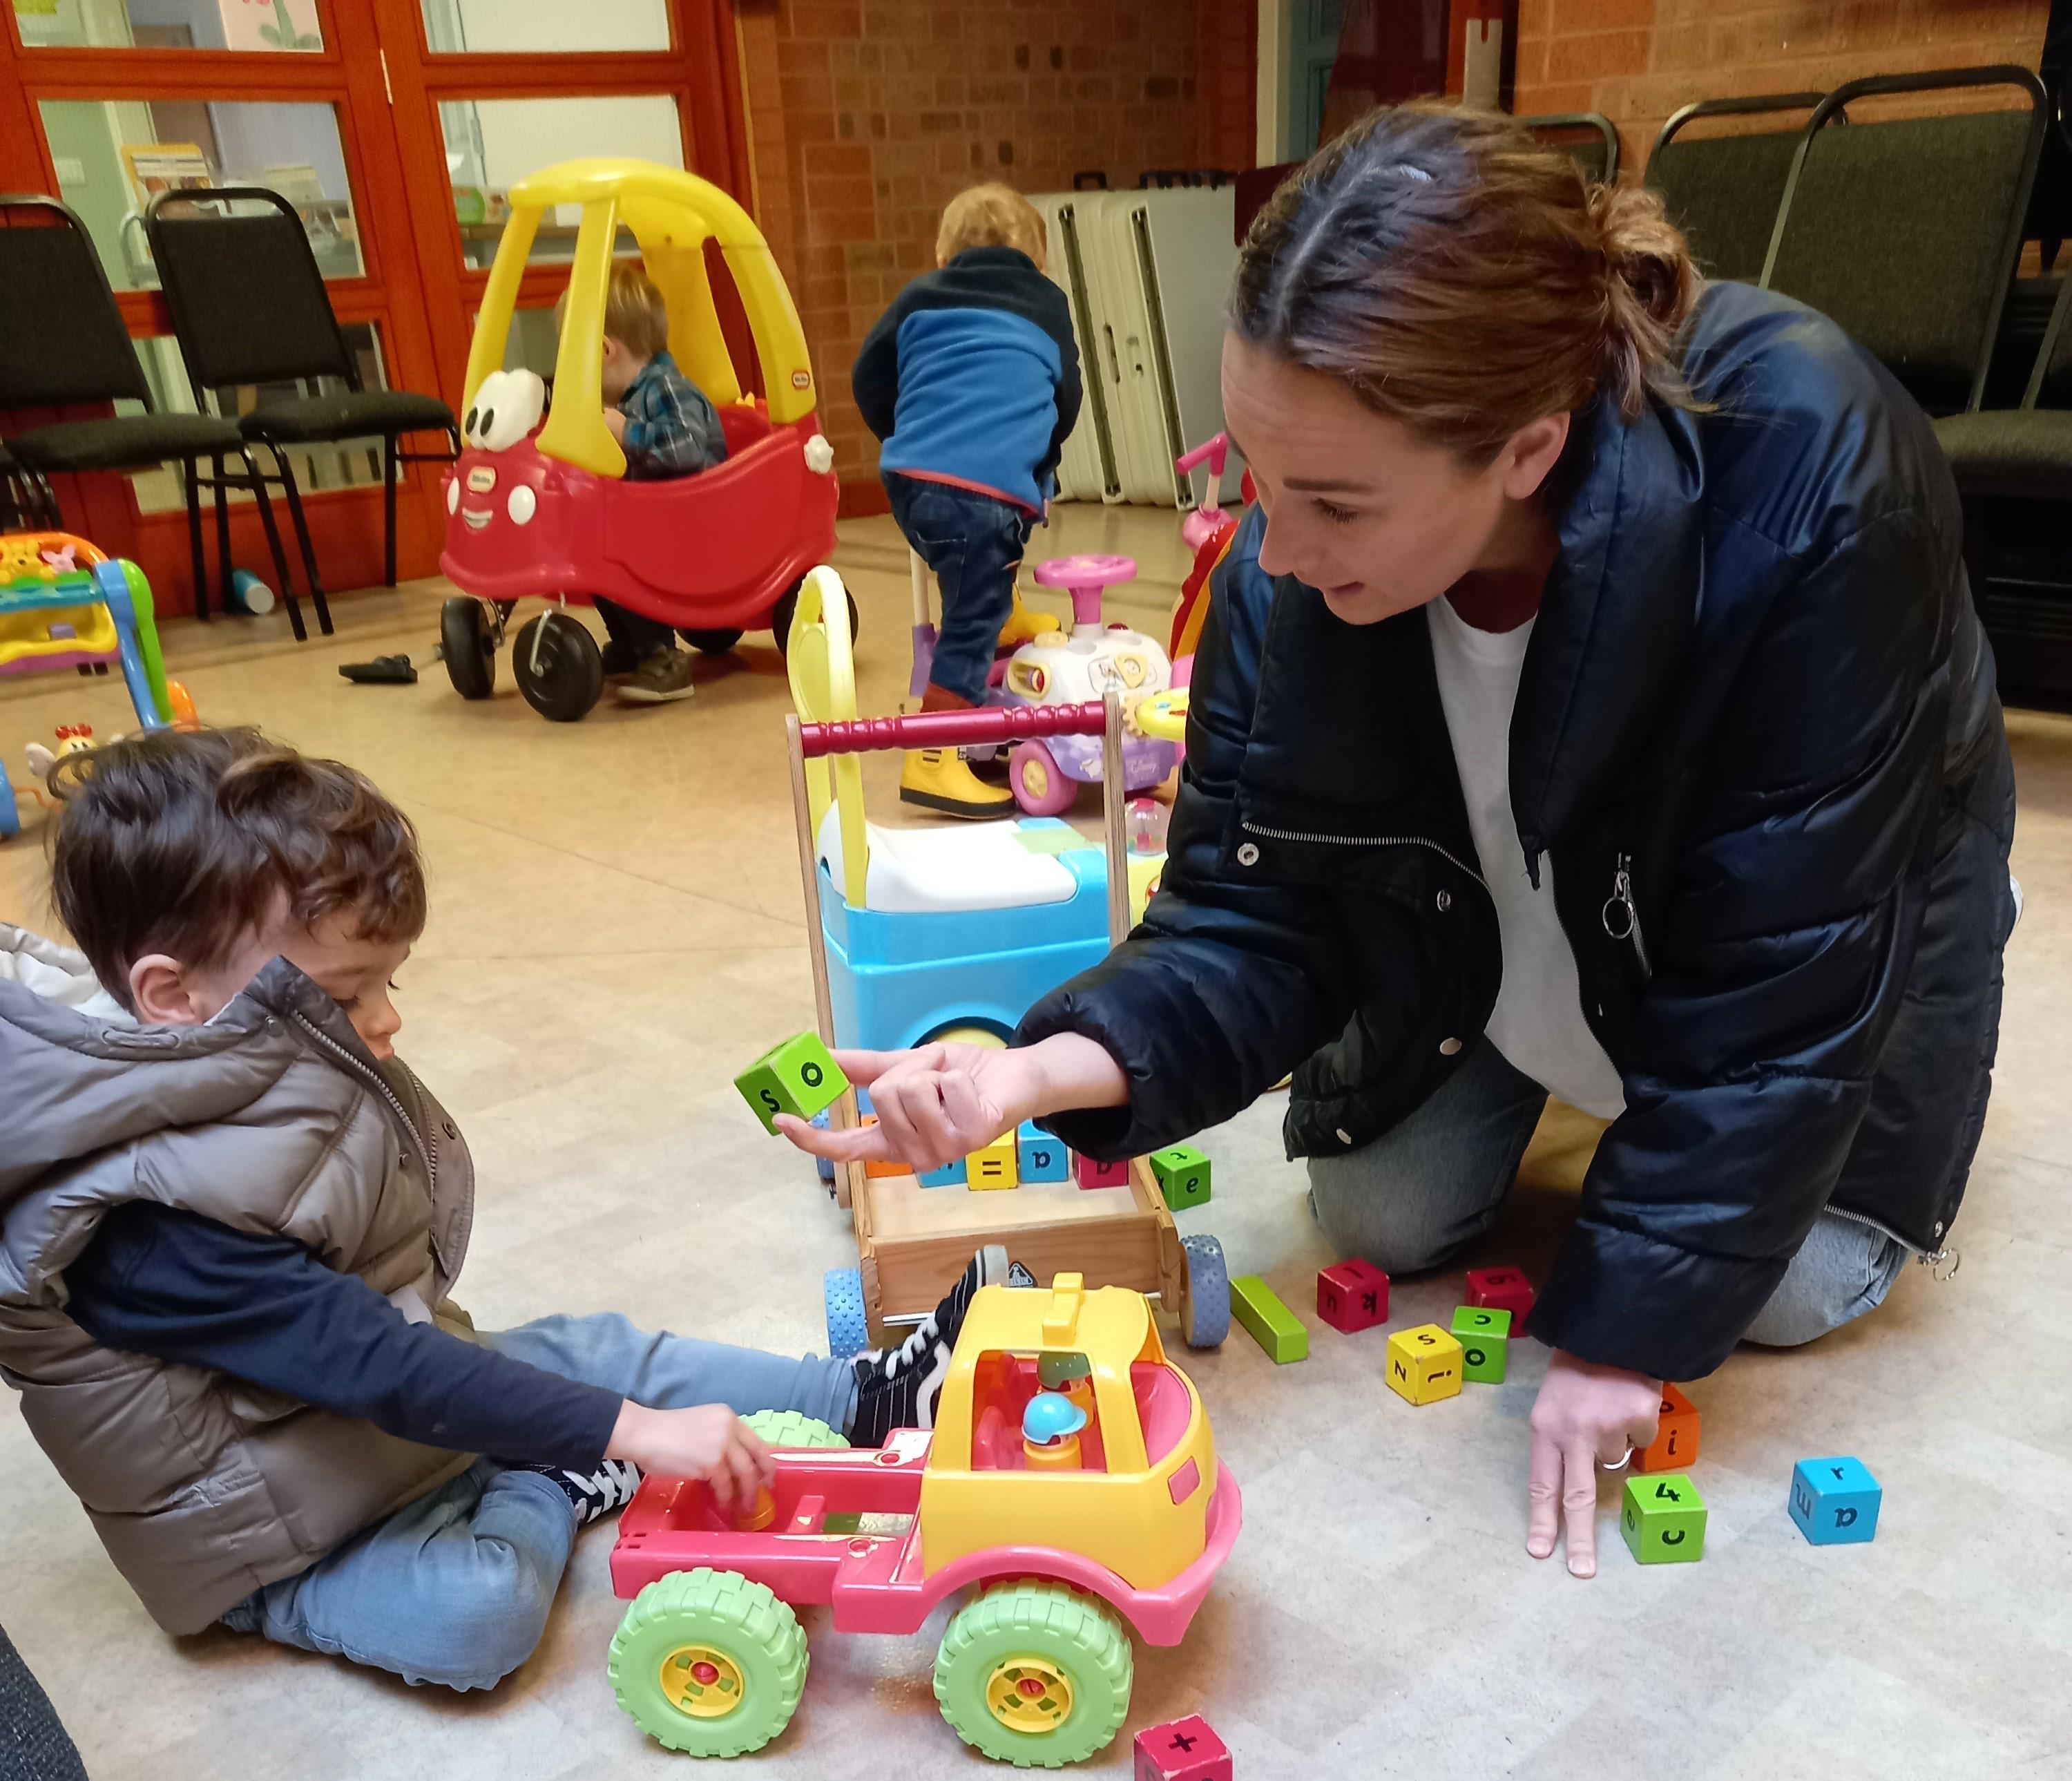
[
  {"x1": 1307, "y1": 1039, "x2": 1912, "y2": 1350},
  {"x1": 220, "y1": 1315, "x2": 858, "y2": 1692}
]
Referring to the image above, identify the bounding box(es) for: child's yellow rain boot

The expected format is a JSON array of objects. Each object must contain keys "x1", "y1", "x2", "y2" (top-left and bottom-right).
[
  {"x1": 901, "y1": 744, "x2": 1016, "y2": 817},
  {"x1": 901, "y1": 683, "x2": 1016, "y2": 818},
  {"x1": 995, "y1": 578, "x2": 1059, "y2": 650}
]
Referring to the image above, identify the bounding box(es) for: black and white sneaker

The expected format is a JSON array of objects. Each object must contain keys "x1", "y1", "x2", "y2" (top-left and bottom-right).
[
  {"x1": 517, "y1": 1458, "x2": 641, "y2": 1527},
  {"x1": 850, "y1": 1244, "x2": 1010, "y2": 1445}
]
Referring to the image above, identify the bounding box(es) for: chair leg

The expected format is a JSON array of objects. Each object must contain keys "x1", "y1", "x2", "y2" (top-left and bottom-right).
[
  {"x1": 271, "y1": 444, "x2": 333, "y2": 638},
  {"x1": 383, "y1": 435, "x2": 399, "y2": 587},
  {"x1": 212, "y1": 453, "x2": 234, "y2": 617},
  {"x1": 184, "y1": 459, "x2": 209, "y2": 622},
  {"x1": 241, "y1": 447, "x2": 308, "y2": 644}
]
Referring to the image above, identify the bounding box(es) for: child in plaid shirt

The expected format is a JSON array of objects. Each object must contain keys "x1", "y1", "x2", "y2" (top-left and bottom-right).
[{"x1": 582, "y1": 263, "x2": 727, "y2": 704}]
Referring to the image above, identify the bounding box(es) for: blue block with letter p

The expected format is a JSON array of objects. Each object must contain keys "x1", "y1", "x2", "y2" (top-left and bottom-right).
[{"x1": 1017, "y1": 1121, "x2": 1070, "y2": 1183}]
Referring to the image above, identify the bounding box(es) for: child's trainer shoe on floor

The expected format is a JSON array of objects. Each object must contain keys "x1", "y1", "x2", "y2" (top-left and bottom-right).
[
  {"x1": 850, "y1": 1243, "x2": 1010, "y2": 1443},
  {"x1": 517, "y1": 1458, "x2": 642, "y2": 1527},
  {"x1": 615, "y1": 647, "x2": 696, "y2": 705}
]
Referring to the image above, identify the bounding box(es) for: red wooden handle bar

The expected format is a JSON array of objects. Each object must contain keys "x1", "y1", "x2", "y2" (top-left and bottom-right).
[{"x1": 798, "y1": 700, "x2": 1109, "y2": 759}]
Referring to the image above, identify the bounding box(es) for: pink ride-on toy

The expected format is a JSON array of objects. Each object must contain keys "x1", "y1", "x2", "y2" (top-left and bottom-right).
[{"x1": 999, "y1": 555, "x2": 1178, "y2": 817}]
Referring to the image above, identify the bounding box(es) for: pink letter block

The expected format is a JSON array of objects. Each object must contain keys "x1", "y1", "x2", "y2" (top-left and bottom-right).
[
  {"x1": 1135, "y1": 1715, "x2": 1231, "y2": 1781},
  {"x1": 1464, "y1": 1265, "x2": 1535, "y2": 1322},
  {"x1": 1316, "y1": 1258, "x2": 1390, "y2": 1333},
  {"x1": 1077, "y1": 1153, "x2": 1131, "y2": 1190}
]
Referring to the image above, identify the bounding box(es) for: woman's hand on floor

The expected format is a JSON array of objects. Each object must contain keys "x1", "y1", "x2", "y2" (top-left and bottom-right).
[
  {"x1": 606, "y1": 1403, "x2": 773, "y2": 1513},
  {"x1": 1525, "y1": 1350, "x2": 1662, "y2": 1578},
  {"x1": 775, "y1": 1034, "x2": 1127, "y2": 1171}
]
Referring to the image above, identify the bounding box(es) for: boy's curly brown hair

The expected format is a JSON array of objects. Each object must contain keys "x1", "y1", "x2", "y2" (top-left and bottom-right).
[{"x1": 49, "y1": 727, "x2": 425, "y2": 1011}]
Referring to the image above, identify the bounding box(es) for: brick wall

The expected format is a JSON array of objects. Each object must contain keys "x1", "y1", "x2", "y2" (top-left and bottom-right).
[
  {"x1": 735, "y1": 0, "x2": 1256, "y2": 506},
  {"x1": 1514, "y1": 0, "x2": 2053, "y2": 169}
]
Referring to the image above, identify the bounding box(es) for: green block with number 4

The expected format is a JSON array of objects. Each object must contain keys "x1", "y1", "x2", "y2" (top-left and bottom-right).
[
  {"x1": 736, "y1": 1032, "x2": 847, "y2": 1134},
  {"x1": 1149, "y1": 1145, "x2": 1211, "y2": 1210},
  {"x1": 1621, "y1": 1472, "x2": 1707, "y2": 1565},
  {"x1": 1448, "y1": 1304, "x2": 1510, "y2": 1383}
]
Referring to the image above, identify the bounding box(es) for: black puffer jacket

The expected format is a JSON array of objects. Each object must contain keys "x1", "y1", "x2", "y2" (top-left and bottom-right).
[{"x1": 1024, "y1": 283, "x2": 2015, "y2": 1380}]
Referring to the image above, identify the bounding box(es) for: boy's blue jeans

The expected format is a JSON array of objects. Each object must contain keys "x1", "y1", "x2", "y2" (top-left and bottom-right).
[
  {"x1": 219, "y1": 1315, "x2": 858, "y2": 1692},
  {"x1": 885, "y1": 473, "x2": 1035, "y2": 705}
]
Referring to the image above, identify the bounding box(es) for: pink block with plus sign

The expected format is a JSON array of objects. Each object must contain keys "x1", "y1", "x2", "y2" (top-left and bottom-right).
[
  {"x1": 1465, "y1": 1266, "x2": 1535, "y2": 1321},
  {"x1": 1135, "y1": 1714, "x2": 1231, "y2": 1781},
  {"x1": 1316, "y1": 1258, "x2": 1390, "y2": 1333}
]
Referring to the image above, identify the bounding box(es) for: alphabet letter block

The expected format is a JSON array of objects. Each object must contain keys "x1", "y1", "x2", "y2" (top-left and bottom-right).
[
  {"x1": 1149, "y1": 1144, "x2": 1211, "y2": 1210},
  {"x1": 1017, "y1": 1122, "x2": 1070, "y2": 1183},
  {"x1": 1448, "y1": 1304, "x2": 1510, "y2": 1383},
  {"x1": 1077, "y1": 1152, "x2": 1131, "y2": 1190},
  {"x1": 1385, "y1": 1323, "x2": 1463, "y2": 1405},
  {"x1": 736, "y1": 1032, "x2": 847, "y2": 1133},
  {"x1": 1621, "y1": 1473, "x2": 1707, "y2": 1564},
  {"x1": 967, "y1": 1132, "x2": 1019, "y2": 1190},
  {"x1": 1134, "y1": 1714, "x2": 1231, "y2": 1781},
  {"x1": 1464, "y1": 1265, "x2": 1534, "y2": 1322},
  {"x1": 917, "y1": 1157, "x2": 966, "y2": 1188},
  {"x1": 1789, "y1": 1456, "x2": 1881, "y2": 1545},
  {"x1": 1317, "y1": 1259, "x2": 1390, "y2": 1333},
  {"x1": 1634, "y1": 1384, "x2": 1700, "y2": 1472}
]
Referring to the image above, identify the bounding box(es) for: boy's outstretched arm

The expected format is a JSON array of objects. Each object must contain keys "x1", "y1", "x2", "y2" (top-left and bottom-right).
[{"x1": 64, "y1": 1203, "x2": 772, "y2": 1505}]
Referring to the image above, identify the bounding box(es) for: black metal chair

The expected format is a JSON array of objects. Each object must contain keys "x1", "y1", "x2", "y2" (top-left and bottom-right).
[
  {"x1": 0, "y1": 442, "x2": 59, "y2": 531},
  {"x1": 1935, "y1": 250, "x2": 2072, "y2": 696},
  {"x1": 144, "y1": 187, "x2": 458, "y2": 633},
  {"x1": 0, "y1": 194, "x2": 298, "y2": 627},
  {"x1": 1645, "y1": 93, "x2": 1830, "y2": 285},
  {"x1": 1519, "y1": 112, "x2": 1621, "y2": 184},
  {"x1": 1760, "y1": 67, "x2": 2050, "y2": 417}
]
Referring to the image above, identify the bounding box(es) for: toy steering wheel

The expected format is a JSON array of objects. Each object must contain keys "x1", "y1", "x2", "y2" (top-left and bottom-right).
[{"x1": 1131, "y1": 687, "x2": 1189, "y2": 743}]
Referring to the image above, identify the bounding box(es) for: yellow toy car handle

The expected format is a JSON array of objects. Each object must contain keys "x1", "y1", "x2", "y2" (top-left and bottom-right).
[{"x1": 1131, "y1": 687, "x2": 1189, "y2": 743}]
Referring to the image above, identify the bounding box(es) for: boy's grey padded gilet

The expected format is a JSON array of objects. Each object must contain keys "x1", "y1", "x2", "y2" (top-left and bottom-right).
[{"x1": 0, "y1": 924, "x2": 478, "y2": 1635}]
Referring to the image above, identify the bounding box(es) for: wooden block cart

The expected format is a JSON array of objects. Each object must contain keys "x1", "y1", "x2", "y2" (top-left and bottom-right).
[{"x1": 781, "y1": 571, "x2": 1229, "y2": 1355}]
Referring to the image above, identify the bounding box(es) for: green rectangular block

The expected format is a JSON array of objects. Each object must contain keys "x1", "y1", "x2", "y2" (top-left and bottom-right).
[
  {"x1": 736, "y1": 1031, "x2": 847, "y2": 1134},
  {"x1": 1149, "y1": 1144, "x2": 1211, "y2": 1211},
  {"x1": 1230, "y1": 1275, "x2": 1307, "y2": 1364},
  {"x1": 1621, "y1": 1473, "x2": 1707, "y2": 1565},
  {"x1": 1449, "y1": 1304, "x2": 1510, "y2": 1384}
]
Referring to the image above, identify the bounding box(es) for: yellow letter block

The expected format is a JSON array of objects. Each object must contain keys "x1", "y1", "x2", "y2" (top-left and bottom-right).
[
  {"x1": 967, "y1": 1132, "x2": 1019, "y2": 1190},
  {"x1": 1385, "y1": 1324, "x2": 1464, "y2": 1406}
]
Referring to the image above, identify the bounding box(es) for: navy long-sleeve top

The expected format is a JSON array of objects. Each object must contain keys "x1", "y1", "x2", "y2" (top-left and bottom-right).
[{"x1": 64, "y1": 1202, "x2": 622, "y2": 1469}]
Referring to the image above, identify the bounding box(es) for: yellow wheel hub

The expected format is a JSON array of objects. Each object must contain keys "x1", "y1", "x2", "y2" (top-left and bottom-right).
[
  {"x1": 658, "y1": 1644, "x2": 747, "y2": 1719},
  {"x1": 1017, "y1": 755, "x2": 1052, "y2": 799},
  {"x1": 984, "y1": 1657, "x2": 1073, "y2": 1734}
]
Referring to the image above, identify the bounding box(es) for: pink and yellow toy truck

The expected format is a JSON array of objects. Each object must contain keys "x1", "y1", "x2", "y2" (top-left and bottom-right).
[{"x1": 605, "y1": 1273, "x2": 1242, "y2": 1766}]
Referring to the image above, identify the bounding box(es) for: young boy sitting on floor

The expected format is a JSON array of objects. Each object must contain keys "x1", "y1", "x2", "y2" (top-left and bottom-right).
[
  {"x1": 853, "y1": 183, "x2": 1082, "y2": 817},
  {"x1": 0, "y1": 727, "x2": 1013, "y2": 1692},
  {"x1": 579, "y1": 261, "x2": 728, "y2": 705}
]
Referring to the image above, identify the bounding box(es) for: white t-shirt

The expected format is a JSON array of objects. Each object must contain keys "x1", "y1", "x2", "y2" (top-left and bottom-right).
[{"x1": 1426, "y1": 596, "x2": 1626, "y2": 1120}]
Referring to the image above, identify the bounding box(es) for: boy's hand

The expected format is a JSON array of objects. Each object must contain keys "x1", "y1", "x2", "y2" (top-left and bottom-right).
[
  {"x1": 606, "y1": 1402, "x2": 773, "y2": 1512},
  {"x1": 604, "y1": 408, "x2": 628, "y2": 443},
  {"x1": 774, "y1": 1034, "x2": 1126, "y2": 1171},
  {"x1": 1525, "y1": 1351, "x2": 1662, "y2": 1578}
]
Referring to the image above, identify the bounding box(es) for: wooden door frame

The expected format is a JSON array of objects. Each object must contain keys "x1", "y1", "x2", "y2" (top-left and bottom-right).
[{"x1": 0, "y1": 0, "x2": 752, "y2": 604}]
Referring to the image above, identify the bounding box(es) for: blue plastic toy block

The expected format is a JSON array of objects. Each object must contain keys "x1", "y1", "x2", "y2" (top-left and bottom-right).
[
  {"x1": 918, "y1": 1157, "x2": 967, "y2": 1188},
  {"x1": 1789, "y1": 1456, "x2": 1881, "y2": 1545},
  {"x1": 1017, "y1": 1121, "x2": 1070, "y2": 1183}
]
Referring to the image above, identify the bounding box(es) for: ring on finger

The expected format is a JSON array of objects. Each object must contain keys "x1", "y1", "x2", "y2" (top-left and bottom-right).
[{"x1": 1598, "y1": 1442, "x2": 1635, "y2": 1473}]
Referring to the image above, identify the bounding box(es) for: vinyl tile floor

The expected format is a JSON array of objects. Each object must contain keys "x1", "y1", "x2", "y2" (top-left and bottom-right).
[{"x1": 4, "y1": 506, "x2": 2069, "y2": 1779}]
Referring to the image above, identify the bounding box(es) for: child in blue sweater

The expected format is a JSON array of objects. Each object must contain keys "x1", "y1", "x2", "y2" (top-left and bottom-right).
[{"x1": 854, "y1": 184, "x2": 1083, "y2": 817}]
